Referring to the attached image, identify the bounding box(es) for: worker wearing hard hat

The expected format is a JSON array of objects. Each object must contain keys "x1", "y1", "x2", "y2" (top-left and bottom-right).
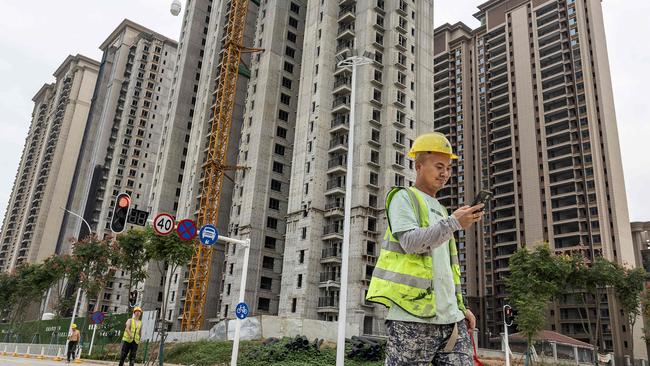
[
  {"x1": 119, "y1": 306, "x2": 143, "y2": 366},
  {"x1": 366, "y1": 132, "x2": 483, "y2": 365},
  {"x1": 66, "y1": 323, "x2": 80, "y2": 363}
]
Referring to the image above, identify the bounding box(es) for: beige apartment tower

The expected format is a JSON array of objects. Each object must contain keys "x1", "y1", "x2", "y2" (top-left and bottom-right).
[
  {"x1": 0, "y1": 55, "x2": 99, "y2": 272},
  {"x1": 58, "y1": 20, "x2": 177, "y2": 315},
  {"x1": 278, "y1": 0, "x2": 436, "y2": 336},
  {"x1": 433, "y1": 0, "x2": 644, "y2": 362}
]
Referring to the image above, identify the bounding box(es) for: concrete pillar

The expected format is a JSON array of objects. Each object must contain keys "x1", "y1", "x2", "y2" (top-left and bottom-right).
[
  {"x1": 550, "y1": 341, "x2": 557, "y2": 361},
  {"x1": 574, "y1": 345, "x2": 580, "y2": 365},
  {"x1": 624, "y1": 355, "x2": 631, "y2": 366},
  {"x1": 500, "y1": 332, "x2": 505, "y2": 352}
]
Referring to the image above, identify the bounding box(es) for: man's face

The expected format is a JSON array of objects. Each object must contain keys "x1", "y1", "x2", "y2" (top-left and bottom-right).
[{"x1": 415, "y1": 152, "x2": 452, "y2": 193}]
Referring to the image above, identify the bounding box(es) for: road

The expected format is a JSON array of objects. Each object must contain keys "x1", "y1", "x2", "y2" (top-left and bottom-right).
[{"x1": 0, "y1": 355, "x2": 111, "y2": 365}]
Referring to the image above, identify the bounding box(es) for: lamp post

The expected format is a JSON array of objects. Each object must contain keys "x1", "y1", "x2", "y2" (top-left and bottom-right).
[
  {"x1": 334, "y1": 50, "x2": 373, "y2": 366},
  {"x1": 59, "y1": 207, "x2": 91, "y2": 360}
]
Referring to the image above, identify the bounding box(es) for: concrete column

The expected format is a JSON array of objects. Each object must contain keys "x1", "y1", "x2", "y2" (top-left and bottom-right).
[
  {"x1": 574, "y1": 346, "x2": 580, "y2": 365},
  {"x1": 550, "y1": 341, "x2": 557, "y2": 361}
]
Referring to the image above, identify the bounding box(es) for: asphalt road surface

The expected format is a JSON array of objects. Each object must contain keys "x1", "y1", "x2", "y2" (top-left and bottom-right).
[{"x1": 0, "y1": 355, "x2": 109, "y2": 365}]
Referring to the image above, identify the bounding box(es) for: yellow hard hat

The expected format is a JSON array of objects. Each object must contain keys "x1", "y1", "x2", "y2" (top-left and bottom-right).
[
  {"x1": 71, "y1": 324, "x2": 77, "y2": 329},
  {"x1": 133, "y1": 306, "x2": 142, "y2": 313},
  {"x1": 408, "y1": 132, "x2": 458, "y2": 159}
]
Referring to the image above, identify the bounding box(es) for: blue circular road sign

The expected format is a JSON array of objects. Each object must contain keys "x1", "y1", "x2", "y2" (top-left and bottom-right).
[
  {"x1": 199, "y1": 224, "x2": 219, "y2": 246},
  {"x1": 235, "y1": 302, "x2": 249, "y2": 320}
]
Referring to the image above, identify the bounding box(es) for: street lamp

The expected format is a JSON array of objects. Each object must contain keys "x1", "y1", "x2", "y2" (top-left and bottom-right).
[
  {"x1": 59, "y1": 207, "x2": 92, "y2": 360},
  {"x1": 334, "y1": 49, "x2": 373, "y2": 366}
]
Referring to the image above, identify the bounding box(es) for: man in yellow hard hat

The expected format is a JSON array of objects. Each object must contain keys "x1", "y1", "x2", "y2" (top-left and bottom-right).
[
  {"x1": 119, "y1": 306, "x2": 142, "y2": 366},
  {"x1": 66, "y1": 323, "x2": 80, "y2": 363},
  {"x1": 366, "y1": 132, "x2": 484, "y2": 365}
]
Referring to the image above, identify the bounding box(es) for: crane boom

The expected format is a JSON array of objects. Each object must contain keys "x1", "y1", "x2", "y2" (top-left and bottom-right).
[{"x1": 181, "y1": 0, "x2": 251, "y2": 331}]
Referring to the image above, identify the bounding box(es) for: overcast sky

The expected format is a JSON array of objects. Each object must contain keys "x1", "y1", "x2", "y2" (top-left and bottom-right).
[{"x1": 0, "y1": 1, "x2": 648, "y2": 226}]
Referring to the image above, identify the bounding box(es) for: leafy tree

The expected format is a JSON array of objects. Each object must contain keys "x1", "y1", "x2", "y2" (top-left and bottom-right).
[
  {"x1": 41, "y1": 254, "x2": 75, "y2": 317},
  {"x1": 0, "y1": 271, "x2": 18, "y2": 325},
  {"x1": 115, "y1": 228, "x2": 150, "y2": 294},
  {"x1": 612, "y1": 265, "x2": 646, "y2": 359},
  {"x1": 70, "y1": 234, "x2": 121, "y2": 311},
  {"x1": 143, "y1": 225, "x2": 194, "y2": 366},
  {"x1": 641, "y1": 285, "x2": 650, "y2": 347}
]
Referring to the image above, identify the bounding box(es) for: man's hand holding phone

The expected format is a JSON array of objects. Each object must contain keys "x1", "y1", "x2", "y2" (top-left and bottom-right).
[{"x1": 452, "y1": 204, "x2": 485, "y2": 229}]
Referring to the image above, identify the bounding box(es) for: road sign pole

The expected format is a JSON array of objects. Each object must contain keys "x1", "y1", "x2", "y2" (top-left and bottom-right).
[
  {"x1": 88, "y1": 324, "x2": 97, "y2": 356},
  {"x1": 229, "y1": 237, "x2": 250, "y2": 366},
  {"x1": 504, "y1": 304, "x2": 511, "y2": 366}
]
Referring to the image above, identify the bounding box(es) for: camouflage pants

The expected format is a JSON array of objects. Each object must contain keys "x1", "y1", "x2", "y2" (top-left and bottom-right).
[{"x1": 385, "y1": 320, "x2": 472, "y2": 366}]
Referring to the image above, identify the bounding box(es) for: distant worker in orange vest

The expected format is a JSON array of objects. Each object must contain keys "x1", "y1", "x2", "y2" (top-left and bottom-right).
[
  {"x1": 119, "y1": 306, "x2": 142, "y2": 366},
  {"x1": 66, "y1": 323, "x2": 80, "y2": 363}
]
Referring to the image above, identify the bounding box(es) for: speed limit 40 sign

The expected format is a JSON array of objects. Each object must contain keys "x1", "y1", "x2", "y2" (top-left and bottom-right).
[{"x1": 153, "y1": 213, "x2": 175, "y2": 236}]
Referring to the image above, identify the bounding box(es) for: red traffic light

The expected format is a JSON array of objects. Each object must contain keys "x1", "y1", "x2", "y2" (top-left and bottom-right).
[{"x1": 118, "y1": 196, "x2": 131, "y2": 208}]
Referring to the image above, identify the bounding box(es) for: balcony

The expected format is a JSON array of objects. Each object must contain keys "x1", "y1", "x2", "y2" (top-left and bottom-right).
[
  {"x1": 327, "y1": 155, "x2": 347, "y2": 175},
  {"x1": 321, "y1": 247, "x2": 342, "y2": 264},
  {"x1": 332, "y1": 96, "x2": 351, "y2": 113},
  {"x1": 317, "y1": 297, "x2": 338, "y2": 312},
  {"x1": 337, "y1": 24, "x2": 355, "y2": 40},
  {"x1": 325, "y1": 179, "x2": 346, "y2": 196},
  {"x1": 333, "y1": 77, "x2": 352, "y2": 95},
  {"x1": 323, "y1": 222, "x2": 343, "y2": 239},
  {"x1": 338, "y1": 6, "x2": 356, "y2": 23},
  {"x1": 330, "y1": 117, "x2": 349, "y2": 133},
  {"x1": 319, "y1": 272, "x2": 341, "y2": 287}
]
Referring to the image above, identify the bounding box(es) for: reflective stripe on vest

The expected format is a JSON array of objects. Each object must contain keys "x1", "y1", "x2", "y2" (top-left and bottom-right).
[
  {"x1": 122, "y1": 318, "x2": 142, "y2": 344},
  {"x1": 366, "y1": 186, "x2": 466, "y2": 318}
]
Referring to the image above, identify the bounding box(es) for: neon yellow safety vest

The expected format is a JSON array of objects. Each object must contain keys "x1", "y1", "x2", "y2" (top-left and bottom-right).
[
  {"x1": 122, "y1": 318, "x2": 142, "y2": 344},
  {"x1": 366, "y1": 187, "x2": 466, "y2": 318}
]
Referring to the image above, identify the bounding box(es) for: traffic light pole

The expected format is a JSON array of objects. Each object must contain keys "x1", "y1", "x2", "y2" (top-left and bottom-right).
[{"x1": 503, "y1": 304, "x2": 513, "y2": 366}]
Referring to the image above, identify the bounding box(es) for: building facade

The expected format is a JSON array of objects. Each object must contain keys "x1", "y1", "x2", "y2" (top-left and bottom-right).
[
  {"x1": 0, "y1": 55, "x2": 99, "y2": 272},
  {"x1": 278, "y1": 0, "x2": 436, "y2": 336},
  {"x1": 162, "y1": 0, "x2": 259, "y2": 330},
  {"x1": 433, "y1": 0, "x2": 643, "y2": 361},
  {"x1": 58, "y1": 19, "x2": 177, "y2": 314}
]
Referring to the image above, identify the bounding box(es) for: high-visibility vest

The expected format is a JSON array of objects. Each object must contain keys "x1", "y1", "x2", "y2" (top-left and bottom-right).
[
  {"x1": 122, "y1": 318, "x2": 142, "y2": 344},
  {"x1": 366, "y1": 187, "x2": 466, "y2": 318}
]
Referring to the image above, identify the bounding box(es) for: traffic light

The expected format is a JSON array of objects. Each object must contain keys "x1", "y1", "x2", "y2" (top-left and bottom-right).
[
  {"x1": 503, "y1": 304, "x2": 515, "y2": 326},
  {"x1": 129, "y1": 290, "x2": 138, "y2": 306},
  {"x1": 110, "y1": 193, "x2": 131, "y2": 233}
]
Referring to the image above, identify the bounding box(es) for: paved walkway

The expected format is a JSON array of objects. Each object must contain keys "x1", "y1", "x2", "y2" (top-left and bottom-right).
[{"x1": 0, "y1": 355, "x2": 113, "y2": 365}]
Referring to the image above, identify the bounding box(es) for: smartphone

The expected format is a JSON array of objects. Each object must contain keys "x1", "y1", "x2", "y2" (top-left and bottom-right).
[{"x1": 471, "y1": 190, "x2": 493, "y2": 208}]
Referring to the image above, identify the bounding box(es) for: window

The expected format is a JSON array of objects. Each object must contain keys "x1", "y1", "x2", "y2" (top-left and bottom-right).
[
  {"x1": 375, "y1": 32, "x2": 383, "y2": 45},
  {"x1": 370, "y1": 150, "x2": 380, "y2": 164},
  {"x1": 280, "y1": 93, "x2": 291, "y2": 105},
  {"x1": 397, "y1": 71, "x2": 406, "y2": 85},
  {"x1": 290, "y1": 2, "x2": 300, "y2": 13},
  {"x1": 301, "y1": 227, "x2": 307, "y2": 239},
  {"x1": 265, "y1": 236, "x2": 277, "y2": 249},
  {"x1": 269, "y1": 197, "x2": 280, "y2": 210},
  {"x1": 299, "y1": 250, "x2": 305, "y2": 264},
  {"x1": 258, "y1": 297, "x2": 270, "y2": 311},
  {"x1": 274, "y1": 143, "x2": 286, "y2": 156},
  {"x1": 271, "y1": 179, "x2": 282, "y2": 191},
  {"x1": 262, "y1": 255, "x2": 275, "y2": 269},
  {"x1": 261, "y1": 276, "x2": 272, "y2": 290},
  {"x1": 283, "y1": 61, "x2": 294, "y2": 74},
  {"x1": 276, "y1": 126, "x2": 287, "y2": 138},
  {"x1": 369, "y1": 194, "x2": 378, "y2": 208},
  {"x1": 367, "y1": 241, "x2": 376, "y2": 255},
  {"x1": 297, "y1": 274, "x2": 303, "y2": 288},
  {"x1": 267, "y1": 217, "x2": 278, "y2": 229},
  {"x1": 287, "y1": 31, "x2": 297, "y2": 43},
  {"x1": 288, "y1": 17, "x2": 298, "y2": 28},
  {"x1": 282, "y1": 77, "x2": 293, "y2": 89},
  {"x1": 373, "y1": 89, "x2": 382, "y2": 102},
  {"x1": 285, "y1": 46, "x2": 296, "y2": 58},
  {"x1": 374, "y1": 69, "x2": 382, "y2": 83},
  {"x1": 273, "y1": 161, "x2": 284, "y2": 173},
  {"x1": 395, "y1": 174, "x2": 405, "y2": 186},
  {"x1": 278, "y1": 109, "x2": 289, "y2": 122},
  {"x1": 291, "y1": 298, "x2": 297, "y2": 312},
  {"x1": 372, "y1": 109, "x2": 381, "y2": 122},
  {"x1": 369, "y1": 171, "x2": 379, "y2": 186}
]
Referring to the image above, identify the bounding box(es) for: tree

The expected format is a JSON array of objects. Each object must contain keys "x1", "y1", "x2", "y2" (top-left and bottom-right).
[
  {"x1": 0, "y1": 271, "x2": 18, "y2": 325},
  {"x1": 641, "y1": 285, "x2": 650, "y2": 348},
  {"x1": 506, "y1": 244, "x2": 574, "y2": 365},
  {"x1": 70, "y1": 234, "x2": 121, "y2": 311},
  {"x1": 143, "y1": 225, "x2": 194, "y2": 366},
  {"x1": 612, "y1": 264, "x2": 646, "y2": 360},
  {"x1": 41, "y1": 254, "x2": 75, "y2": 317},
  {"x1": 115, "y1": 228, "x2": 150, "y2": 295}
]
